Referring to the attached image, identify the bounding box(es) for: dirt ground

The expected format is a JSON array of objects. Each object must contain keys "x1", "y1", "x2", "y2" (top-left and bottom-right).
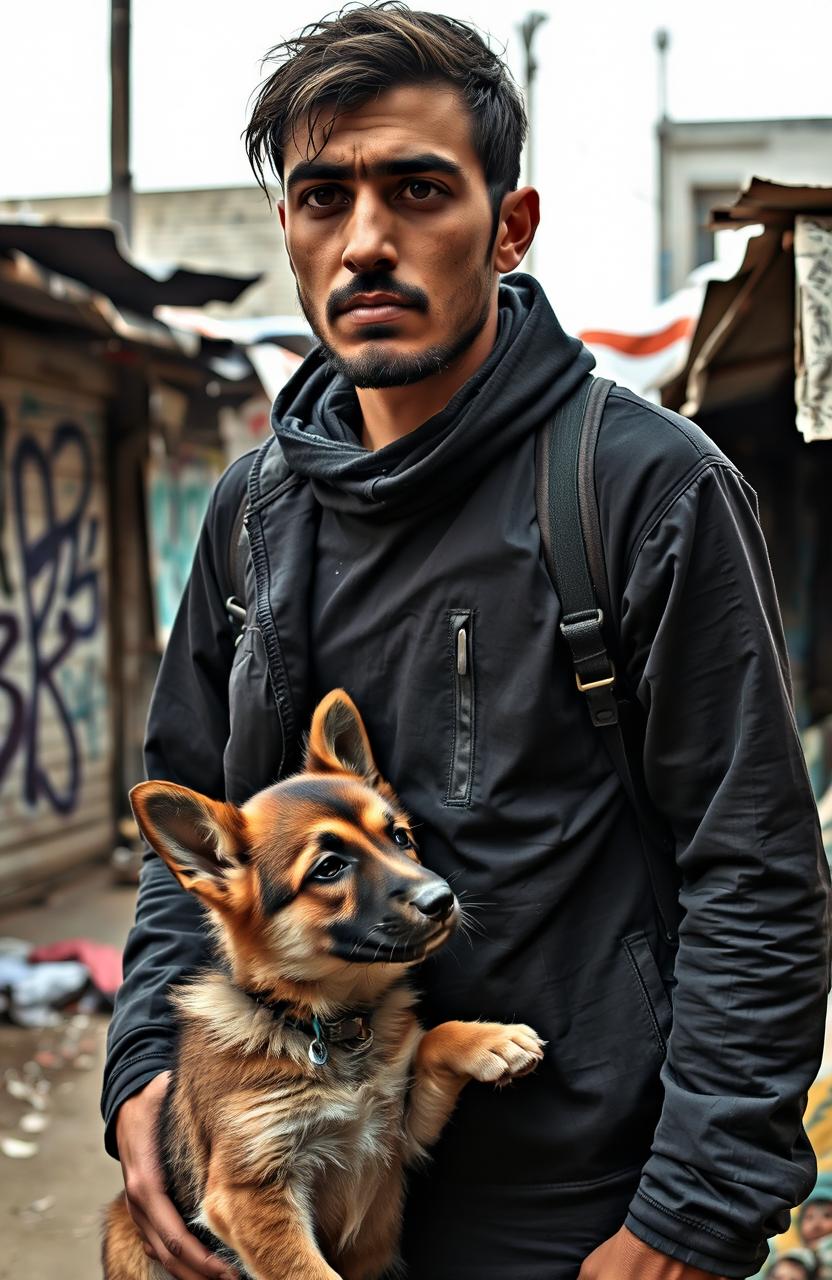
[{"x1": 0, "y1": 865, "x2": 137, "y2": 1280}]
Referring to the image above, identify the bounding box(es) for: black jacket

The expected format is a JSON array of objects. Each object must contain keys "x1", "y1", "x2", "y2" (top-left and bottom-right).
[{"x1": 103, "y1": 276, "x2": 831, "y2": 1279}]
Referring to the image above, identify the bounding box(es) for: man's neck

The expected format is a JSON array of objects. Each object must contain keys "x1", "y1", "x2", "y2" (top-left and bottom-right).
[{"x1": 356, "y1": 308, "x2": 499, "y2": 452}]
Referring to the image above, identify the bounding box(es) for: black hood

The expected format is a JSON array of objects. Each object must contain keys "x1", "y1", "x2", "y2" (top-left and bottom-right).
[{"x1": 271, "y1": 272, "x2": 594, "y2": 520}]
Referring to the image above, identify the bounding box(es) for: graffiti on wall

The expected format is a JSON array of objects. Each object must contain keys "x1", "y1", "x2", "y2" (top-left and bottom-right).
[
  {"x1": 0, "y1": 389, "x2": 107, "y2": 820},
  {"x1": 146, "y1": 451, "x2": 221, "y2": 647}
]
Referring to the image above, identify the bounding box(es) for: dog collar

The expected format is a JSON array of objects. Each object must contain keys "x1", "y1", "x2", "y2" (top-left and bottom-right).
[{"x1": 242, "y1": 988, "x2": 374, "y2": 1066}]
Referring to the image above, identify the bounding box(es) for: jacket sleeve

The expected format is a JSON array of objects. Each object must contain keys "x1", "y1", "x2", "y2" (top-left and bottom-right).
[
  {"x1": 100, "y1": 455, "x2": 251, "y2": 1159},
  {"x1": 619, "y1": 461, "x2": 831, "y2": 1277}
]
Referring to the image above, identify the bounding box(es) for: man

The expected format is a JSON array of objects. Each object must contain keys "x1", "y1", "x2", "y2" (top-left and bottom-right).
[{"x1": 102, "y1": 6, "x2": 831, "y2": 1279}]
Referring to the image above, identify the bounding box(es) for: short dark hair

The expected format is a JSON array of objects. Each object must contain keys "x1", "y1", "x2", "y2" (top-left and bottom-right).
[{"x1": 244, "y1": 3, "x2": 528, "y2": 222}]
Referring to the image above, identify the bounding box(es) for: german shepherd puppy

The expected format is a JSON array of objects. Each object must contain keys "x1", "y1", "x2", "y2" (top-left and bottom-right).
[{"x1": 103, "y1": 690, "x2": 544, "y2": 1280}]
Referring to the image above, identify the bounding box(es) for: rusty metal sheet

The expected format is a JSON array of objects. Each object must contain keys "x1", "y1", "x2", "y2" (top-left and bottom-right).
[{"x1": 0, "y1": 222, "x2": 260, "y2": 315}]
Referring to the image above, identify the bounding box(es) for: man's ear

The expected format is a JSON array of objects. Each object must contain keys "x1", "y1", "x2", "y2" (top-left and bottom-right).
[
  {"x1": 277, "y1": 200, "x2": 297, "y2": 279},
  {"x1": 130, "y1": 781, "x2": 248, "y2": 906},
  {"x1": 493, "y1": 186, "x2": 540, "y2": 274},
  {"x1": 303, "y1": 689, "x2": 379, "y2": 783}
]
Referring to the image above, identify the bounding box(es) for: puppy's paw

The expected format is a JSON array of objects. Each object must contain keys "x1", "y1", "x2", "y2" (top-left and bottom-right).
[{"x1": 447, "y1": 1022, "x2": 545, "y2": 1086}]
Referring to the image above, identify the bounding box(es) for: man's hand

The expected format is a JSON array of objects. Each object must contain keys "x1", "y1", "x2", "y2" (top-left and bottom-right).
[
  {"x1": 578, "y1": 1226, "x2": 727, "y2": 1280},
  {"x1": 116, "y1": 1072, "x2": 238, "y2": 1280}
]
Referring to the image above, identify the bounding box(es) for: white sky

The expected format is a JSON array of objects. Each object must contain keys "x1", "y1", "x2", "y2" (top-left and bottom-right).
[
  {"x1": 4, "y1": 0, "x2": 831, "y2": 198},
  {"x1": 2, "y1": 0, "x2": 831, "y2": 325}
]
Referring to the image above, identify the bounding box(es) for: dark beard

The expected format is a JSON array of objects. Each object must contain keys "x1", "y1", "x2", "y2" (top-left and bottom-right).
[{"x1": 295, "y1": 277, "x2": 492, "y2": 390}]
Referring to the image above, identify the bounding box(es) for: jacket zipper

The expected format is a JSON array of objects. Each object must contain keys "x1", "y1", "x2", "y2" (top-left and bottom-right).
[
  {"x1": 446, "y1": 610, "x2": 475, "y2": 805},
  {"x1": 244, "y1": 456, "x2": 292, "y2": 776}
]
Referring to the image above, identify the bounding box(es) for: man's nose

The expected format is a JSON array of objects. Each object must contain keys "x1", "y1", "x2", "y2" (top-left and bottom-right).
[{"x1": 341, "y1": 192, "x2": 398, "y2": 275}]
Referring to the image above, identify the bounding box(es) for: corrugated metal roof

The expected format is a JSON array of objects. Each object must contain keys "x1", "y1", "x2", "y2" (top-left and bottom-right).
[{"x1": 0, "y1": 221, "x2": 260, "y2": 315}]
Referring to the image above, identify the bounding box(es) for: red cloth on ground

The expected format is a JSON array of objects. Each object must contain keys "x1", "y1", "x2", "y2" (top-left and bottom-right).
[{"x1": 29, "y1": 939, "x2": 122, "y2": 995}]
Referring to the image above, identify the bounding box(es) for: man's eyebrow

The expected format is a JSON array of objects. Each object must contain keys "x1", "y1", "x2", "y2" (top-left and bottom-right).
[{"x1": 285, "y1": 153, "x2": 463, "y2": 193}]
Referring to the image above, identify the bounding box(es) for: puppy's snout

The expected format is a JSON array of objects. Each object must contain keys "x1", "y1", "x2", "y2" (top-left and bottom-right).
[{"x1": 410, "y1": 883, "x2": 456, "y2": 922}]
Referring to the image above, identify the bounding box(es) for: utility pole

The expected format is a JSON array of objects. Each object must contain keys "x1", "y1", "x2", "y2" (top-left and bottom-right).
[
  {"x1": 655, "y1": 28, "x2": 670, "y2": 299},
  {"x1": 110, "y1": 0, "x2": 133, "y2": 246},
  {"x1": 519, "y1": 11, "x2": 548, "y2": 277}
]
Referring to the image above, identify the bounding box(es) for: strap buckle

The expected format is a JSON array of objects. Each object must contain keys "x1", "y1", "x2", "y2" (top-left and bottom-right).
[
  {"x1": 576, "y1": 665, "x2": 616, "y2": 693},
  {"x1": 561, "y1": 609, "x2": 617, "y2": 694}
]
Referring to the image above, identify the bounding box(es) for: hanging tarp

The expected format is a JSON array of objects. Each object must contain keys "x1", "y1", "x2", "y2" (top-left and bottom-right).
[
  {"x1": 795, "y1": 215, "x2": 832, "y2": 442},
  {"x1": 662, "y1": 177, "x2": 832, "y2": 422}
]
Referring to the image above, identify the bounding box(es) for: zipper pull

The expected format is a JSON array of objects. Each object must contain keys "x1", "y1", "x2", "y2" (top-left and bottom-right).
[{"x1": 457, "y1": 626, "x2": 468, "y2": 677}]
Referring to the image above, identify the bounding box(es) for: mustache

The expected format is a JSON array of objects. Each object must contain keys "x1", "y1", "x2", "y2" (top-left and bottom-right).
[{"x1": 326, "y1": 274, "x2": 429, "y2": 325}]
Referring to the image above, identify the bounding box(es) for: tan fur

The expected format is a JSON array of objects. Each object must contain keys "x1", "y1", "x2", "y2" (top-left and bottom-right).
[{"x1": 103, "y1": 690, "x2": 544, "y2": 1280}]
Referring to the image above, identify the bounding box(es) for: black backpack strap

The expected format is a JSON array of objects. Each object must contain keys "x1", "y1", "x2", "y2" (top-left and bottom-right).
[{"x1": 536, "y1": 375, "x2": 680, "y2": 945}]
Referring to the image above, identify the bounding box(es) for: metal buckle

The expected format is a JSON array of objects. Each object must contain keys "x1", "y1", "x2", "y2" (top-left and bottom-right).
[
  {"x1": 575, "y1": 664, "x2": 616, "y2": 693},
  {"x1": 308, "y1": 1014, "x2": 329, "y2": 1067}
]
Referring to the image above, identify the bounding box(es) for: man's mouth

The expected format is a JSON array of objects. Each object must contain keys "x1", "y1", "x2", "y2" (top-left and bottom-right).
[{"x1": 338, "y1": 293, "x2": 415, "y2": 325}]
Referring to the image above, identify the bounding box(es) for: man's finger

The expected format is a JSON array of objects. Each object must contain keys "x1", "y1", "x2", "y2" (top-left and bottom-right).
[
  {"x1": 140, "y1": 1218, "x2": 216, "y2": 1280},
  {"x1": 130, "y1": 1198, "x2": 237, "y2": 1280}
]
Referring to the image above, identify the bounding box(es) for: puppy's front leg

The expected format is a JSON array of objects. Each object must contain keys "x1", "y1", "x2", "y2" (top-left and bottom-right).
[
  {"x1": 202, "y1": 1174, "x2": 340, "y2": 1280},
  {"x1": 405, "y1": 1020, "x2": 545, "y2": 1154}
]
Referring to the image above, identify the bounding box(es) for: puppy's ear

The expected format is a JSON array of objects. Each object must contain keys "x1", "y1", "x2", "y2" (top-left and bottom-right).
[
  {"x1": 130, "y1": 781, "x2": 247, "y2": 906},
  {"x1": 304, "y1": 689, "x2": 378, "y2": 783}
]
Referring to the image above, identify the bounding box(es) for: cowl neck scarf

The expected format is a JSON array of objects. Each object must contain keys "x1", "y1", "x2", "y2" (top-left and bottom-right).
[{"x1": 272, "y1": 272, "x2": 594, "y2": 521}]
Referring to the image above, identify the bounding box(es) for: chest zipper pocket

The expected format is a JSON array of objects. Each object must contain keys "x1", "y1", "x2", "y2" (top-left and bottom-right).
[{"x1": 446, "y1": 610, "x2": 476, "y2": 806}]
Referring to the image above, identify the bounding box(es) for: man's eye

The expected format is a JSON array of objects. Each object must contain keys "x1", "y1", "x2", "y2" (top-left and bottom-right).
[
  {"x1": 304, "y1": 186, "x2": 348, "y2": 209},
  {"x1": 403, "y1": 180, "x2": 439, "y2": 201},
  {"x1": 311, "y1": 855, "x2": 348, "y2": 881}
]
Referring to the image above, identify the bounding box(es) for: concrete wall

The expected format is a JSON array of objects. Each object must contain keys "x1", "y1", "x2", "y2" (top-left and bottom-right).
[{"x1": 0, "y1": 186, "x2": 298, "y2": 319}]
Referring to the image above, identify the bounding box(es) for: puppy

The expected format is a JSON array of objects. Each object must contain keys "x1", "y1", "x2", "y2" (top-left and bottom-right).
[{"x1": 103, "y1": 689, "x2": 544, "y2": 1280}]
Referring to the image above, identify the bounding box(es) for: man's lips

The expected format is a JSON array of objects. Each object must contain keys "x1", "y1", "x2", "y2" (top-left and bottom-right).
[{"x1": 337, "y1": 293, "x2": 416, "y2": 325}]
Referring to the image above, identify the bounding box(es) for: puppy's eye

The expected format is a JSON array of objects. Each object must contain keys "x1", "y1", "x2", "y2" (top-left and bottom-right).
[
  {"x1": 311, "y1": 855, "x2": 348, "y2": 882},
  {"x1": 392, "y1": 828, "x2": 411, "y2": 848}
]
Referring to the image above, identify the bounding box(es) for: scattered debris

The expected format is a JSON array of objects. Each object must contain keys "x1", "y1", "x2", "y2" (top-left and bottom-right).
[
  {"x1": 20, "y1": 1112, "x2": 49, "y2": 1133},
  {"x1": 0, "y1": 935, "x2": 122, "y2": 1026},
  {"x1": 1, "y1": 1136, "x2": 38, "y2": 1159},
  {"x1": 0, "y1": 937, "x2": 30, "y2": 958},
  {"x1": 34, "y1": 1050, "x2": 61, "y2": 1070},
  {"x1": 6, "y1": 1068, "x2": 50, "y2": 1110},
  {"x1": 6, "y1": 1075, "x2": 31, "y2": 1101},
  {"x1": 25, "y1": 1195, "x2": 55, "y2": 1214}
]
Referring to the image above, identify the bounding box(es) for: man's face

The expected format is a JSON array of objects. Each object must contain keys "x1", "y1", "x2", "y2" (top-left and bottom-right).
[
  {"x1": 279, "y1": 83, "x2": 499, "y2": 388},
  {"x1": 801, "y1": 1200, "x2": 832, "y2": 1247}
]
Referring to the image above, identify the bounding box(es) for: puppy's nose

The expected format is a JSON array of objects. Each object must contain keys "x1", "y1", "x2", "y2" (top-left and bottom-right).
[{"x1": 410, "y1": 883, "x2": 455, "y2": 922}]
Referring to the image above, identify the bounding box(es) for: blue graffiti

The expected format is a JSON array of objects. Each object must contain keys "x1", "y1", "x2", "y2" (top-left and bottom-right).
[
  {"x1": 0, "y1": 419, "x2": 101, "y2": 814},
  {"x1": 58, "y1": 656, "x2": 107, "y2": 763},
  {"x1": 148, "y1": 467, "x2": 214, "y2": 639}
]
